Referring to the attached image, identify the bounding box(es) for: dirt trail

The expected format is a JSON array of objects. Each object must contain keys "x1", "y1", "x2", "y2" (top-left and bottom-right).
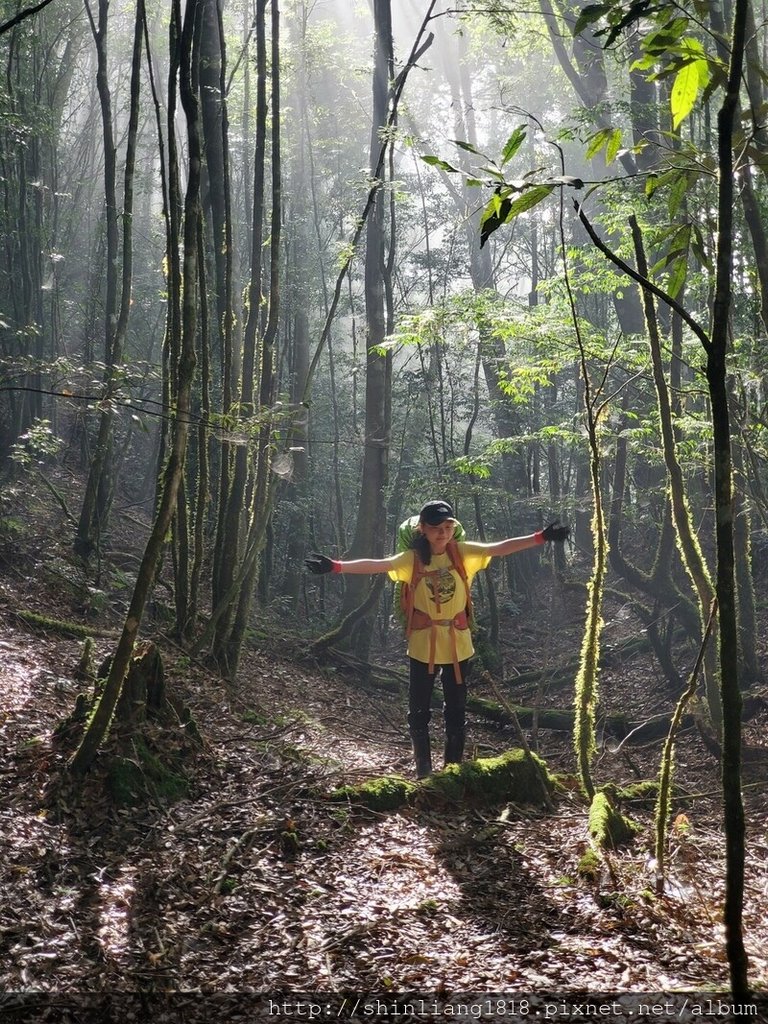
[{"x1": 3, "y1": 590, "x2": 767, "y2": 1004}]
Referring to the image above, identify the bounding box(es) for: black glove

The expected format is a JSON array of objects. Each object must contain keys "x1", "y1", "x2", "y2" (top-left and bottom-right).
[
  {"x1": 304, "y1": 552, "x2": 338, "y2": 575},
  {"x1": 541, "y1": 520, "x2": 570, "y2": 543}
]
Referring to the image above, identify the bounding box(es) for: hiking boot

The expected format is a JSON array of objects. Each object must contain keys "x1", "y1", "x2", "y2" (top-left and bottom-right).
[
  {"x1": 444, "y1": 729, "x2": 465, "y2": 766},
  {"x1": 410, "y1": 729, "x2": 432, "y2": 779}
]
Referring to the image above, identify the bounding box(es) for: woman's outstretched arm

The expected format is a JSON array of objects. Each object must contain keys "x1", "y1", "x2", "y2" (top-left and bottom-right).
[
  {"x1": 478, "y1": 533, "x2": 544, "y2": 558},
  {"x1": 474, "y1": 521, "x2": 570, "y2": 558},
  {"x1": 304, "y1": 553, "x2": 395, "y2": 575},
  {"x1": 336, "y1": 557, "x2": 395, "y2": 574}
]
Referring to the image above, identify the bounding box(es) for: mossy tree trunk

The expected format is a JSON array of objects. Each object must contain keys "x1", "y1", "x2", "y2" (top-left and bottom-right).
[
  {"x1": 562, "y1": 198, "x2": 610, "y2": 803},
  {"x1": 731, "y1": 427, "x2": 760, "y2": 685},
  {"x1": 574, "y1": 2, "x2": 750, "y2": 993},
  {"x1": 573, "y1": 406, "x2": 606, "y2": 803},
  {"x1": 630, "y1": 217, "x2": 719, "y2": 724},
  {"x1": 654, "y1": 599, "x2": 717, "y2": 894}
]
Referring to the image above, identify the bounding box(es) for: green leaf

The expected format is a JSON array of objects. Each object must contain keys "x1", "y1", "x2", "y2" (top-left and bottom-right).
[
  {"x1": 605, "y1": 127, "x2": 622, "y2": 164},
  {"x1": 678, "y1": 36, "x2": 706, "y2": 60},
  {"x1": 504, "y1": 184, "x2": 555, "y2": 218},
  {"x1": 671, "y1": 63, "x2": 698, "y2": 128},
  {"x1": 690, "y1": 223, "x2": 711, "y2": 268},
  {"x1": 480, "y1": 185, "x2": 554, "y2": 247},
  {"x1": 645, "y1": 169, "x2": 678, "y2": 198},
  {"x1": 671, "y1": 58, "x2": 709, "y2": 129},
  {"x1": 500, "y1": 125, "x2": 527, "y2": 167},
  {"x1": 598, "y1": 0, "x2": 652, "y2": 48},
  {"x1": 586, "y1": 127, "x2": 613, "y2": 160},
  {"x1": 479, "y1": 165, "x2": 506, "y2": 182},
  {"x1": 666, "y1": 255, "x2": 688, "y2": 298},
  {"x1": 584, "y1": 126, "x2": 622, "y2": 165},
  {"x1": 451, "y1": 455, "x2": 492, "y2": 479},
  {"x1": 421, "y1": 155, "x2": 459, "y2": 173},
  {"x1": 630, "y1": 52, "x2": 658, "y2": 72},
  {"x1": 667, "y1": 172, "x2": 689, "y2": 218},
  {"x1": 644, "y1": 23, "x2": 689, "y2": 56},
  {"x1": 480, "y1": 195, "x2": 511, "y2": 249}
]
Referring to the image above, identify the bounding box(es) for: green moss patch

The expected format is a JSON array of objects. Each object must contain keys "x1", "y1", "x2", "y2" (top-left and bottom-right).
[
  {"x1": 588, "y1": 790, "x2": 640, "y2": 849},
  {"x1": 330, "y1": 775, "x2": 417, "y2": 811},
  {"x1": 17, "y1": 610, "x2": 94, "y2": 639},
  {"x1": 616, "y1": 780, "x2": 664, "y2": 808},
  {"x1": 417, "y1": 750, "x2": 552, "y2": 809},
  {"x1": 329, "y1": 749, "x2": 553, "y2": 813},
  {"x1": 577, "y1": 847, "x2": 602, "y2": 882}
]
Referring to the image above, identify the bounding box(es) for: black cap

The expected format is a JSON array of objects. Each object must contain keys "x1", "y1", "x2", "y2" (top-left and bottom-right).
[{"x1": 419, "y1": 499, "x2": 455, "y2": 526}]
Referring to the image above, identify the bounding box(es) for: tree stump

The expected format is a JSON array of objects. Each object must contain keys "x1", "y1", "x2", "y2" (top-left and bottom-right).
[{"x1": 113, "y1": 641, "x2": 165, "y2": 726}]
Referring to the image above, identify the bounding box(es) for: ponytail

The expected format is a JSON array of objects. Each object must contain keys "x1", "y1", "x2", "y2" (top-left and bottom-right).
[{"x1": 411, "y1": 531, "x2": 432, "y2": 566}]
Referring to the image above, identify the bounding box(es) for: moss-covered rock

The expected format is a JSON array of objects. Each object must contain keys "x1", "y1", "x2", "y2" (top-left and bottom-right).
[
  {"x1": 588, "y1": 790, "x2": 640, "y2": 849},
  {"x1": 329, "y1": 749, "x2": 553, "y2": 813},
  {"x1": 417, "y1": 749, "x2": 552, "y2": 808},
  {"x1": 330, "y1": 775, "x2": 417, "y2": 811}
]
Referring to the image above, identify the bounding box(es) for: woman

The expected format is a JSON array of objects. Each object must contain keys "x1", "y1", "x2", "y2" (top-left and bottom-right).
[{"x1": 305, "y1": 499, "x2": 569, "y2": 778}]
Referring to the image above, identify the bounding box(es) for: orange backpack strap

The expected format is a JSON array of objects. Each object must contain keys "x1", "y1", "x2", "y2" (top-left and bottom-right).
[
  {"x1": 402, "y1": 550, "x2": 423, "y2": 642},
  {"x1": 447, "y1": 540, "x2": 474, "y2": 631}
]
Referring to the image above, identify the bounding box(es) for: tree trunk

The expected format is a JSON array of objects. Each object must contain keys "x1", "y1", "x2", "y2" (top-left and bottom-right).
[
  {"x1": 708, "y1": 0, "x2": 748, "y2": 993},
  {"x1": 74, "y1": 0, "x2": 121, "y2": 559},
  {"x1": 630, "y1": 217, "x2": 719, "y2": 721},
  {"x1": 340, "y1": 0, "x2": 394, "y2": 652},
  {"x1": 282, "y1": 309, "x2": 310, "y2": 607},
  {"x1": 731, "y1": 429, "x2": 760, "y2": 685},
  {"x1": 210, "y1": 0, "x2": 268, "y2": 670},
  {"x1": 69, "y1": 0, "x2": 201, "y2": 775},
  {"x1": 221, "y1": 0, "x2": 282, "y2": 680},
  {"x1": 201, "y1": 0, "x2": 235, "y2": 613},
  {"x1": 188, "y1": 211, "x2": 211, "y2": 633}
]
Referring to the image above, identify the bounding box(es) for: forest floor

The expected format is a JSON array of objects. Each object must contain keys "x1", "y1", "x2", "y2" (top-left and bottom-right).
[{"x1": 1, "y1": 472, "x2": 768, "y2": 1021}]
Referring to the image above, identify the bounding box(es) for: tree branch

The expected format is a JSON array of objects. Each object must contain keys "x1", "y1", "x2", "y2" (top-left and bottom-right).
[
  {"x1": 0, "y1": 0, "x2": 57, "y2": 35},
  {"x1": 574, "y1": 202, "x2": 712, "y2": 353}
]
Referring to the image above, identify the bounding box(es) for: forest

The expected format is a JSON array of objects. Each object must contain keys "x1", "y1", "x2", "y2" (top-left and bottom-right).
[{"x1": 1, "y1": 0, "x2": 768, "y2": 1018}]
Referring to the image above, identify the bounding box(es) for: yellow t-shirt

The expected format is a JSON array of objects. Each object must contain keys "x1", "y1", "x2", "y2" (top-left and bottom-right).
[{"x1": 388, "y1": 542, "x2": 492, "y2": 664}]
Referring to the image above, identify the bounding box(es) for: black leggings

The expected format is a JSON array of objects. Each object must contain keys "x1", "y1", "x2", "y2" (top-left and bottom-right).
[{"x1": 407, "y1": 658, "x2": 469, "y2": 735}]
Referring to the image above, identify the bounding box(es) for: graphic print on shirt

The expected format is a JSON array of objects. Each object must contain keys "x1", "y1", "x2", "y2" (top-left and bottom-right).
[{"x1": 425, "y1": 567, "x2": 457, "y2": 608}]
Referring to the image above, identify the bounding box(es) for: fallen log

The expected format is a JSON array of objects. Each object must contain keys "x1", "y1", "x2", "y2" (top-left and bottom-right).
[
  {"x1": 15, "y1": 608, "x2": 117, "y2": 639},
  {"x1": 303, "y1": 648, "x2": 767, "y2": 746},
  {"x1": 353, "y1": 669, "x2": 632, "y2": 738}
]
